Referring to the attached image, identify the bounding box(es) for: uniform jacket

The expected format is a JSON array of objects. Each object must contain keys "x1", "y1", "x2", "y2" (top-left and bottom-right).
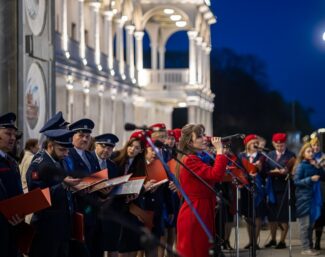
[{"x1": 26, "y1": 151, "x2": 73, "y2": 240}]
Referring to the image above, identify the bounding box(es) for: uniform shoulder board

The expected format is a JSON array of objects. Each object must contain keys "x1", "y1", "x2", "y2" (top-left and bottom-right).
[{"x1": 33, "y1": 156, "x2": 44, "y2": 164}]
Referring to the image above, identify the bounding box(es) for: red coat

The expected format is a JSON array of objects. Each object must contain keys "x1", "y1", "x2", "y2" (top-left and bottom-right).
[{"x1": 176, "y1": 154, "x2": 227, "y2": 257}]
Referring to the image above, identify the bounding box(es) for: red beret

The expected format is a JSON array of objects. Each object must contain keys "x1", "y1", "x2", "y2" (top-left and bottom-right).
[
  {"x1": 130, "y1": 130, "x2": 146, "y2": 142},
  {"x1": 149, "y1": 123, "x2": 166, "y2": 131},
  {"x1": 244, "y1": 134, "x2": 258, "y2": 145},
  {"x1": 167, "y1": 130, "x2": 175, "y2": 137},
  {"x1": 272, "y1": 133, "x2": 287, "y2": 143},
  {"x1": 173, "y1": 128, "x2": 181, "y2": 143}
]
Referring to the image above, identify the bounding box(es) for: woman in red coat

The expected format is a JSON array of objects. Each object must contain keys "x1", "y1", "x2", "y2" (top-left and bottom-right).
[{"x1": 176, "y1": 124, "x2": 228, "y2": 257}]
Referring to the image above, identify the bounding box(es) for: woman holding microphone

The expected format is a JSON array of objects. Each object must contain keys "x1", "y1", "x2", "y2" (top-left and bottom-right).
[{"x1": 176, "y1": 124, "x2": 228, "y2": 257}]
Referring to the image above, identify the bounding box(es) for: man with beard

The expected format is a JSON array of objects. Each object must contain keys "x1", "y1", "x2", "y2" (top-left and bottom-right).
[{"x1": 26, "y1": 129, "x2": 81, "y2": 257}]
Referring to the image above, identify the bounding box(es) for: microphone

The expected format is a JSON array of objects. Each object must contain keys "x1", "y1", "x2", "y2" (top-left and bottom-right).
[
  {"x1": 124, "y1": 123, "x2": 148, "y2": 131},
  {"x1": 254, "y1": 145, "x2": 270, "y2": 152},
  {"x1": 124, "y1": 123, "x2": 164, "y2": 132},
  {"x1": 220, "y1": 134, "x2": 245, "y2": 142}
]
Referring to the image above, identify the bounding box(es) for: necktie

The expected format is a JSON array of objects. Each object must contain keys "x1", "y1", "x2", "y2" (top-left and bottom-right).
[
  {"x1": 82, "y1": 151, "x2": 91, "y2": 171},
  {"x1": 249, "y1": 156, "x2": 254, "y2": 163},
  {"x1": 100, "y1": 160, "x2": 107, "y2": 170}
]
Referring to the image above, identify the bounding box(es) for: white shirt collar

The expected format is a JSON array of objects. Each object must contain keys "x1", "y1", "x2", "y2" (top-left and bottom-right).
[
  {"x1": 74, "y1": 147, "x2": 85, "y2": 157},
  {"x1": 247, "y1": 152, "x2": 257, "y2": 158}
]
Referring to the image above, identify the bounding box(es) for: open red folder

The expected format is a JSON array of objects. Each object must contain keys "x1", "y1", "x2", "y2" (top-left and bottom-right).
[
  {"x1": 0, "y1": 188, "x2": 51, "y2": 220},
  {"x1": 146, "y1": 159, "x2": 168, "y2": 181},
  {"x1": 71, "y1": 169, "x2": 109, "y2": 193},
  {"x1": 110, "y1": 176, "x2": 145, "y2": 196},
  {"x1": 88, "y1": 174, "x2": 132, "y2": 193}
]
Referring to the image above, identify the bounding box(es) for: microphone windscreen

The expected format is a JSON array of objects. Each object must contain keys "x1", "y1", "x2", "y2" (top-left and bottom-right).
[{"x1": 124, "y1": 123, "x2": 137, "y2": 131}]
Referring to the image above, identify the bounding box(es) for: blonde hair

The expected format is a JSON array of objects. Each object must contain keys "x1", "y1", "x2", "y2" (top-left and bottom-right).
[
  {"x1": 310, "y1": 137, "x2": 319, "y2": 146},
  {"x1": 175, "y1": 124, "x2": 205, "y2": 179},
  {"x1": 292, "y1": 143, "x2": 312, "y2": 174}
]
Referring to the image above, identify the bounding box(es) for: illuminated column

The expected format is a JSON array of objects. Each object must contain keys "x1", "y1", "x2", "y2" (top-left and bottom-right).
[
  {"x1": 201, "y1": 42, "x2": 207, "y2": 89},
  {"x1": 187, "y1": 30, "x2": 197, "y2": 84},
  {"x1": 125, "y1": 25, "x2": 135, "y2": 80},
  {"x1": 61, "y1": 0, "x2": 68, "y2": 52},
  {"x1": 205, "y1": 45, "x2": 211, "y2": 89},
  {"x1": 158, "y1": 46, "x2": 165, "y2": 70},
  {"x1": 134, "y1": 31, "x2": 144, "y2": 72},
  {"x1": 89, "y1": 2, "x2": 101, "y2": 69},
  {"x1": 196, "y1": 37, "x2": 203, "y2": 85},
  {"x1": 115, "y1": 18, "x2": 126, "y2": 78},
  {"x1": 78, "y1": 0, "x2": 86, "y2": 60},
  {"x1": 103, "y1": 11, "x2": 114, "y2": 74}
]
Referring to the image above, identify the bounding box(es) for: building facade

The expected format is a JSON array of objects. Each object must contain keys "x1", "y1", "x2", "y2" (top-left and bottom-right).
[{"x1": 1, "y1": 0, "x2": 216, "y2": 144}]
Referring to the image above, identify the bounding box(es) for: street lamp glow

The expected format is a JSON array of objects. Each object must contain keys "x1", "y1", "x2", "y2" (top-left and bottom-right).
[{"x1": 322, "y1": 32, "x2": 325, "y2": 41}]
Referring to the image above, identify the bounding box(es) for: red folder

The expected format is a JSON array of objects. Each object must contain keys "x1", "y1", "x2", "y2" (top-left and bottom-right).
[
  {"x1": 129, "y1": 203, "x2": 154, "y2": 230},
  {"x1": 167, "y1": 159, "x2": 178, "y2": 175},
  {"x1": 71, "y1": 169, "x2": 109, "y2": 192},
  {"x1": 15, "y1": 222, "x2": 36, "y2": 254},
  {"x1": 146, "y1": 160, "x2": 168, "y2": 181},
  {"x1": 0, "y1": 188, "x2": 51, "y2": 220},
  {"x1": 71, "y1": 212, "x2": 85, "y2": 242}
]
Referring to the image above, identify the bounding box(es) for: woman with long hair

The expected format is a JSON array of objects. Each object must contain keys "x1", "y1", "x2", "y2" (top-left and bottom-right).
[
  {"x1": 176, "y1": 124, "x2": 228, "y2": 257},
  {"x1": 294, "y1": 143, "x2": 325, "y2": 256},
  {"x1": 112, "y1": 131, "x2": 157, "y2": 257}
]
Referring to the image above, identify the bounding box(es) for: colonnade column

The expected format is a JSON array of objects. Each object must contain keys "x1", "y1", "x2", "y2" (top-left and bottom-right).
[{"x1": 187, "y1": 31, "x2": 198, "y2": 85}]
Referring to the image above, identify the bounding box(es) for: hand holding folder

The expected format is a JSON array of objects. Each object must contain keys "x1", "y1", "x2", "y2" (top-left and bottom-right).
[
  {"x1": 0, "y1": 188, "x2": 51, "y2": 220},
  {"x1": 71, "y1": 169, "x2": 109, "y2": 193},
  {"x1": 88, "y1": 173, "x2": 132, "y2": 193}
]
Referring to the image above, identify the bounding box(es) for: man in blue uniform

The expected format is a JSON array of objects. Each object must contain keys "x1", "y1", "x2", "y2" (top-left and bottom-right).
[
  {"x1": 92, "y1": 133, "x2": 119, "y2": 178},
  {"x1": 65, "y1": 118, "x2": 101, "y2": 256},
  {"x1": 92, "y1": 133, "x2": 120, "y2": 255},
  {"x1": 0, "y1": 112, "x2": 24, "y2": 257},
  {"x1": 264, "y1": 133, "x2": 296, "y2": 249},
  {"x1": 26, "y1": 129, "x2": 80, "y2": 257}
]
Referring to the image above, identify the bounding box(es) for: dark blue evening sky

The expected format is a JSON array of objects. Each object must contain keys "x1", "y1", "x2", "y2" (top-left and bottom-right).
[
  {"x1": 210, "y1": 0, "x2": 325, "y2": 128},
  {"x1": 166, "y1": 0, "x2": 325, "y2": 128}
]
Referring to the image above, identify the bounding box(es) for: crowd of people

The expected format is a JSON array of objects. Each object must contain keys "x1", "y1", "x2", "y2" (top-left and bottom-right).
[{"x1": 0, "y1": 111, "x2": 325, "y2": 257}]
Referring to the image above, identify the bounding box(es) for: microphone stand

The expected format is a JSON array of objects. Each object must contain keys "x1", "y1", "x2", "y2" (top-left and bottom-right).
[
  {"x1": 257, "y1": 150, "x2": 293, "y2": 257},
  {"x1": 144, "y1": 134, "x2": 217, "y2": 256},
  {"x1": 206, "y1": 150, "x2": 255, "y2": 257},
  {"x1": 222, "y1": 152, "x2": 259, "y2": 257}
]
